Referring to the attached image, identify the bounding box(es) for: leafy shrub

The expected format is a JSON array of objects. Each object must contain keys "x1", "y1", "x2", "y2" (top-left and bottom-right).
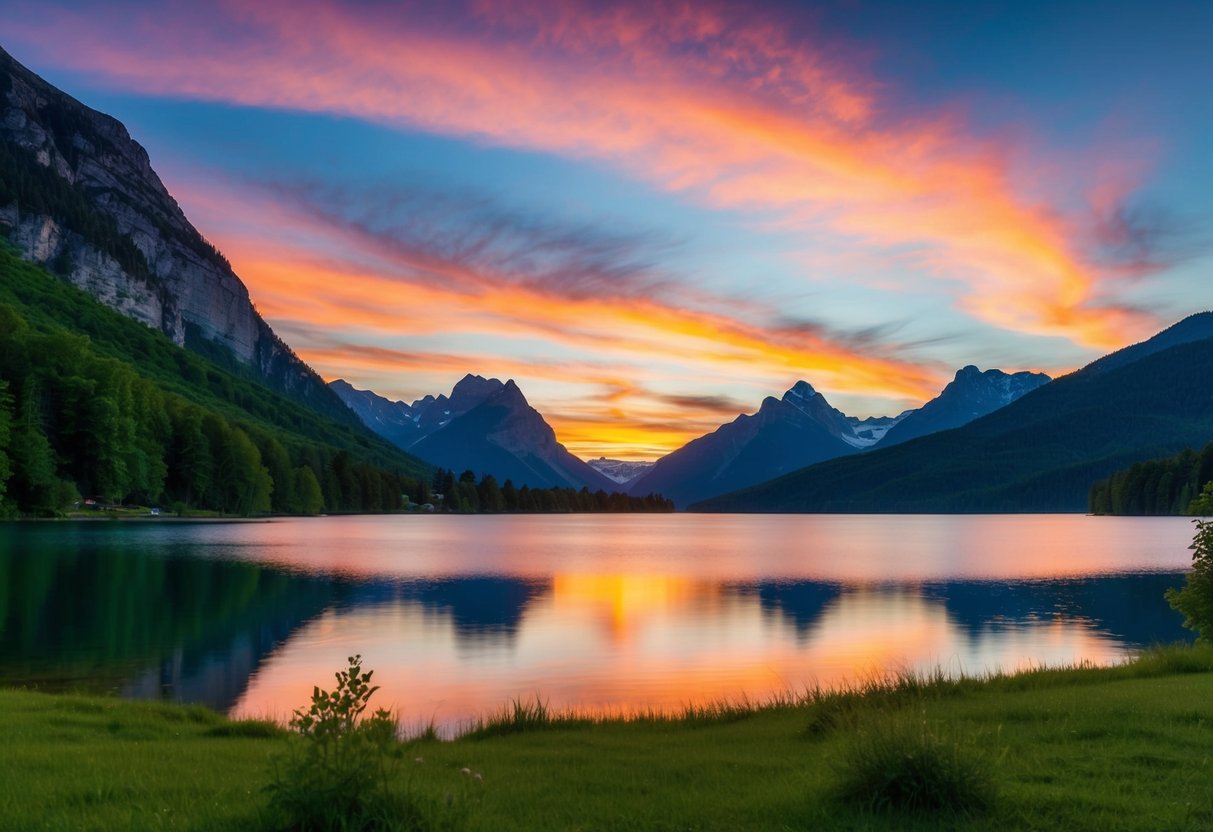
[
  {"x1": 1190, "y1": 483, "x2": 1213, "y2": 516},
  {"x1": 266, "y1": 655, "x2": 431, "y2": 831},
  {"x1": 1167, "y1": 520, "x2": 1213, "y2": 642},
  {"x1": 834, "y1": 716, "x2": 997, "y2": 816}
]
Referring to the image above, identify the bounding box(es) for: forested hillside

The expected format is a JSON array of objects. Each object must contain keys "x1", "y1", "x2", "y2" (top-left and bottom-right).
[
  {"x1": 1089, "y1": 442, "x2": 1213, "y2": 515},
  {"x1": 0, "y1": 246, "x2": 429, "y2": 516},
  {"x1": 694, "y1": 314, "x2": 1213, "y2": 513}
]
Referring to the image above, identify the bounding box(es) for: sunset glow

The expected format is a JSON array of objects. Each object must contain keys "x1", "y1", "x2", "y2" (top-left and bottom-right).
[{"x1": 5, "y1": 0, "x2": 1209, "y2": 458}]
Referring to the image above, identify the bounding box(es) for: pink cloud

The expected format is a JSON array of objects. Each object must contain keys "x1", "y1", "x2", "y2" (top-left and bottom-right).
[{"x1": 5, "y1": 0, "x2": 1166, "y2": 351}]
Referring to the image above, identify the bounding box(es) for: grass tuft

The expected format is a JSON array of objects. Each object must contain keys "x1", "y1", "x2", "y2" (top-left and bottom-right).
[
  {"x1": 834, "y1": 714, "x2": 998, "y2": 816},
  {"x1": 464, "y1": 697, "x2": 582, "y2": 739},
  {"x1": 204, "y1": 719, "x2": 285, "y2": 739}
]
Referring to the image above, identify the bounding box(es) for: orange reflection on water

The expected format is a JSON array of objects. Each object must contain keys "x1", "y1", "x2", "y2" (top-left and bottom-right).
[
  {"x1": 548, "y1": 573, "x2": 719, "y2": 643},
  {"x1": 231, "y1": 575, "x2": 1130, "y2": 735}
]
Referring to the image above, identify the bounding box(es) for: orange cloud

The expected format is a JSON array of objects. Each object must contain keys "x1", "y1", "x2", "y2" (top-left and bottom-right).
[
  {"x1": 6, "y1": 0, "x2": 1163, "y2": 348},
  {"x1": 160, "y1": 171, "x2": 946, "y2": 458}
]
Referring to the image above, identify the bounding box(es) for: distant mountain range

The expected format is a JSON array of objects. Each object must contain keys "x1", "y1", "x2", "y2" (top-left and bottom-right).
[
  {"x1": 331, "y1": 375, "x2": 614, "y2": 491},
  {"x1": 625, "y1": 381, "x2": 864, "y2": 508},
  {"x1": 587, "y1": 459, "x2": 655, "y2": 486},
  {"x1": 695, "y1": 313, "x2": 1213, "y2": 513},
  {"x1": 624, "y1": 370, "x2": 1049, "y2": 507},
  {"x1": 335, "y1": 366, "x2": 1050, "y2": 508}
]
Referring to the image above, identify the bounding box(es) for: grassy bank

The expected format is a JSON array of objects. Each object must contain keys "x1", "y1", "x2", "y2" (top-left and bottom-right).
[{"x1": 4, "y1": 647, "x2": 1213, "y2": 831}]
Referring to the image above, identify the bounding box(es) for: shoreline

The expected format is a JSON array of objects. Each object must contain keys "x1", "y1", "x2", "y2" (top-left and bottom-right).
[{"x1": 3, "y1": 644, "x2": 1211, "y2": 830}]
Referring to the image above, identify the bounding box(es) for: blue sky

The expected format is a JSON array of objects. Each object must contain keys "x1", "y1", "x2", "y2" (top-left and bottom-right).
[{"x1": 4, "y1": 0, "x2": 1210, "y2": 457}]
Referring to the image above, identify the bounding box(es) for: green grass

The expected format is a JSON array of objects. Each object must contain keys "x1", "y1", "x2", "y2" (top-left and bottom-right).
[{"x1": 4, "y1": 646, "x2": 1213, "y2": 830}]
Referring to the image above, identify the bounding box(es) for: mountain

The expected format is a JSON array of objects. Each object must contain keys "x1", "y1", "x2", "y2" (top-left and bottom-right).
[
  {"x1": 0, "y1": 46, "x2": 357, "y2": 426},
  {"x1": 329, "y1": 374, "x2": 513, "y2": 451},
  {"x1": 694, "y1": 313, "x2": 1213, "y2": 513},
  {"x1": 329, "y1": 380, "x2": 431, "y2": 449},
  {"x1": 626, "y1": 381, "x2": 863, "y2": 508},
  {"x1": 587, "y1": 458, "x2": 655, "y2": 486},
  {"x1": 0, "y1": 245, "x2": 428, "y2": 516},
  {"x1": 846, "y1": 413, "x2": 909, "y2": 446},
  {"x1": 877, "y1": 366, "x2": 1051, "y2": 447},
  {"x1": 333, "y1": 375, "x2": 614, "y2": 491}
]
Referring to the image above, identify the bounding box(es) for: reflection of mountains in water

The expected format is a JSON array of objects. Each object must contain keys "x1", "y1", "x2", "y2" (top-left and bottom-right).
[
  {"x1": 745, "y1": 575, "x2": 1191, "y2": 648},
  {"x1": 0, "y1": 529, "x2": 1192, "y2": 715},
  {"x1": 339, "y1": 576, "x2": 550, "y2": 647},
  {"x1": 923, "y1": 574, "x2": 1191, "y2": 647}
]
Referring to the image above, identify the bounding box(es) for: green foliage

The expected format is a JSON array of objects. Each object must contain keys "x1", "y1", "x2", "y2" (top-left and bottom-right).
[
  {"x1": 833, "y1": 714, "x2": 997, "y2": 816},
  {"x1": 1090, "y1": 443, "x2": 1213, "y2": 515},
  {"x1": 267, "y1": 655, "x2": 456, "y2": 832},
  {"x1": 0, "y1": 249, "x2": 430, "y2": 515},
  {"x1": 1166, "y1": 520, "x2": 1213, "y2": 643},
  {"x1": 293, "y1": 465, "x2": 326, "y2": 515},
  {"x1": 0, "y1": 379, "x2": 11, "y2": 512},
  {"x1": 1189, "y1": 482, "x2": 1213, "y2": 516}
]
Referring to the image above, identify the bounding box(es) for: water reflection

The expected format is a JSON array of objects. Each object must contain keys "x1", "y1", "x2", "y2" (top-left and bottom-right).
[{"x1": 0, "y1": 516, "x2": 1195, "y2": 733}]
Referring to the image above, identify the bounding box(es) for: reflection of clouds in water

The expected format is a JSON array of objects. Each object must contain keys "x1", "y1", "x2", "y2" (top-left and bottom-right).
[
  {"x1": 0, "y1": 516, "x2": 1195, "y2": 736},
  {"x1": 133, "y1": 514, "x2": 1194, "y2": 583}
]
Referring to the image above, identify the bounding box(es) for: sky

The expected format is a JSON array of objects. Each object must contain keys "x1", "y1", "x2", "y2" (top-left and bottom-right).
[{"x1": 4, "y1": 0, "x2": 1211, "y2": 459}]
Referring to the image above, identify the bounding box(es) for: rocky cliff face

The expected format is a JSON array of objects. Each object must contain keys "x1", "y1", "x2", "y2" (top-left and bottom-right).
[{"x1": 0, "y1": 47, "x2": 356, "y2": 426}]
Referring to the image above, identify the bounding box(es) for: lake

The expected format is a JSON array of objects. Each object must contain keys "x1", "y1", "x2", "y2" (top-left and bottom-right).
[{"x1": 0, "y1": 514, "x2": 1197, "y2": 735}]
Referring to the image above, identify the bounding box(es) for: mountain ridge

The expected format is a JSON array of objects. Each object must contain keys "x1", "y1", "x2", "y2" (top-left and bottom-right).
[
  {"x1": 877, "y1": 366, "x2": 1051, "y2": 447},
  {"x1": 332, "y1": 375, "x2": 614, "y2": 491},
  {"x1": 627, "y1": 366, "x2": 1048, "y2": 508},
  {"x1": 694, "y1": 314, "x2": 1213, "y2": 513},
  {"x1": 0, "y1": 46, "x2": 358, "y2": 427},
  {"x1": 625, "y1": 381, "x2": 862, "y2": 508}
]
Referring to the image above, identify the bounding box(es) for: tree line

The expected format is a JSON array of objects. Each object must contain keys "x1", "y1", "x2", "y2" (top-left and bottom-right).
[
  {"x1": 1089, "y1": 442, "x2": 1213, "y2": 515},
  {"x1": 0, "y1": 300, "x2": 430, "y2": 517},
  {"x1": 431, "y1": 468, "x2": 674, "y2": 513},
  {"x1": 0, "y1": 251, "x2": 675, "y2": 517}
]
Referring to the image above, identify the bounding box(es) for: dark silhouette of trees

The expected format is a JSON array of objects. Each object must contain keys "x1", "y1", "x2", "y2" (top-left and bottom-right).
[
  {"x1": 1090, "y1": 443, "x2": 1213, "y2": 515},
  {"x1": 427, "y1": 468, "x2": 674, "y2": 514}
]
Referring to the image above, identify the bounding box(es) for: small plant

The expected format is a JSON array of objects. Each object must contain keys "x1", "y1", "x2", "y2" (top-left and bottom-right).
[
  {"x1": 834, "y1": 715, "x2": 997, "y2": 816},
  {"x1": 266, "y1": 655, "x2": 426, "y2": 831},
  {"x1": 1167, "y1": 520, "x2": 1213, "y2": 643},
  {"x1": 1188, "y1": 482, "x2": 1213, "y2": 516}
]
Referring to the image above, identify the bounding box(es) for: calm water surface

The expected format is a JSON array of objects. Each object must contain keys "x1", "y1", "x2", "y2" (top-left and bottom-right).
[{"x1": 0, "y1": 514, "x2": 1196, "y2": 733}]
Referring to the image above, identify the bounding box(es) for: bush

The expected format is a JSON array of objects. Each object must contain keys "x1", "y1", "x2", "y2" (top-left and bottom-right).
[
  {"x1": 1167, "y1": 520, "x2": 1213, "y2": 642},
  {"x1": 834, "y1": 715, "x2": 997, "y2": 816},
  {"x1": 1190, "y1": 482, "x2": 1213, "y2": 516},
  {"x1": 266, "y1": 655, "x2": 429, "y2": 831}
]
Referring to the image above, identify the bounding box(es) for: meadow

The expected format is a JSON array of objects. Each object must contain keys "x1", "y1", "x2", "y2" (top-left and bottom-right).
[{"x1": 3, "y1": 645, "x2": 1212, "y2": 831}]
